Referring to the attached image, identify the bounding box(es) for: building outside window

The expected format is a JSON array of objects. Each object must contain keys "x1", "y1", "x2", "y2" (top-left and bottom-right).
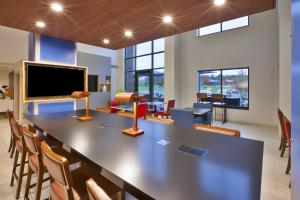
[{"x1": 198, "y1": 67, "x2": 249, "y2": 109}]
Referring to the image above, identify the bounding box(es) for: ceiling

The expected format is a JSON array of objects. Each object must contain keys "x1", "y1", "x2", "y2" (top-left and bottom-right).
[{"x1": 0, "y1": 0, "x2": 275, "y2": 50}]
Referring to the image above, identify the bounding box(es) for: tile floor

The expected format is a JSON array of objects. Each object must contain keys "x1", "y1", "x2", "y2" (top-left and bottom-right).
[{"x1": 0, "y1": 114, "x2": 291, "y2": 200}]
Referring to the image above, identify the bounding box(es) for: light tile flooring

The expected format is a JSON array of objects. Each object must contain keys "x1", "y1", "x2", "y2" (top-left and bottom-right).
[{"x1": 0, "y1": 115, "x2": 291, "y2": 200}]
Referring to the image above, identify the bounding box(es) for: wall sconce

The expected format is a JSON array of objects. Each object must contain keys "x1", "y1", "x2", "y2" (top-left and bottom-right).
[
  {"x1": 114, "y1": 92, "x2": 144, "y2": 137},
  {"x1": 71, "y1": 91, "x2": 93, "y2": 121}
]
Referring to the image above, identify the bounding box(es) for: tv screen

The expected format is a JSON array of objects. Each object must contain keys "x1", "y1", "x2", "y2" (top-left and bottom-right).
[{"x1": 25, "y1": 62, "x2": 86, "y2": 101}]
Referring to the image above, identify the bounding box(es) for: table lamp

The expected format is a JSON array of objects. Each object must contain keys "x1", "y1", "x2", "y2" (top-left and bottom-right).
[
  {"x1": 71, "y1": 91, "x2": 93, "y2": 121},
  {"x1": 114, "y1": 92, "x2": 144, "y2": 137}
]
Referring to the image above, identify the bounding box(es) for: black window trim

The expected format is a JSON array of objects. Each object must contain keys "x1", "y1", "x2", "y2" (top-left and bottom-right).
[
  {"x1": 198, "y1": 67, "x2": 250, "y2": 110},
  {"x1": 124, "y1": 40, "x2": 165, "y2": 102}
]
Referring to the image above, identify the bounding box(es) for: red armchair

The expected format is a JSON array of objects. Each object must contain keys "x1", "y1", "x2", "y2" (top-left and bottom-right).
[
  {"x1": 108, "y1": 101, "x2": 120, "y2": 113},
  {"x1": 154, "y1": 100, "x2": 175, "y2": 118},
  {"x1": 282, "y1": 116, "x2": 291, "y2": 175}
]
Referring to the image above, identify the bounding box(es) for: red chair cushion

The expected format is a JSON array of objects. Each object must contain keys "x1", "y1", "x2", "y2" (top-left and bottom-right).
[{"x1": 108, "y1": 101, "x2": 120, "y2": 113}]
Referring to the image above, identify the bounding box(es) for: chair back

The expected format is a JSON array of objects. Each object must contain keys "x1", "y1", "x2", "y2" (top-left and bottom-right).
[
  {"x1": 197, "y1": 93, "x2": 208, "y2": 102},
  {"x1": 7, "y1": 109, "x2": 14, "y2": 126},
  {"x1": 145, "y1": 116, "x2": 175, "y2": 125},
  {"x1": 108, "y1": 101, "x2": 120, "y2": 113},
  {"x1": 22, "y1": 127, "x2": 41, "y2": 155},
  {"x1": 193, "y1": 124, "x2": 241, "y2": 137},
  {"x1": 10, "y1": 116, "x2": 22, "y2": 140},
  {"x1": 212, "y1": 94, "x2": 224, "y2": 102},
  {"x1": 137, "y1": 103, "x2": 148, "y2": 118},
  {"x1": 139, "y1": 96, "x2": 148, "y2": 103},
  {"x1": 170, "y1": 108, "x2": 194, "y2": 128},
  {"x1": 167, "y1": 100, "x2": 175, "y2": 112},
  {"x1": 193, "y1": 102, "x2": 212, "y2": 110},
  {"x1": 41, "y1": 141, "x2": 73, "y2": 192},
  {"x1": 282, "y1": 116, "x2": 291, "y2": 151},
  {"x1": 86, "y1": 178, "x2": 112, "y2": 200},
  {"x1": 277, "y1": 108, "x2": 285, "y2": 138}
]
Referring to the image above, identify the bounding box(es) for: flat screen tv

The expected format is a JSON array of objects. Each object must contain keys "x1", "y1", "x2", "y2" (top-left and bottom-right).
[{"x1": 24, "y1": 61, "x2": 87, "y2": 102}]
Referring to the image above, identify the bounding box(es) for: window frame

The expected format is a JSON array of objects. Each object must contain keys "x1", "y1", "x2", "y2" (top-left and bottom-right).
[
  {"x1": 198, "y1": 67, "x2": 250, "y2": 110},
  {"x1": 196, "y1": 16, "x2": 249, "y2": 37},
  {"x1": 124, "y1": 39, "x2": 165, "y2": 102}
]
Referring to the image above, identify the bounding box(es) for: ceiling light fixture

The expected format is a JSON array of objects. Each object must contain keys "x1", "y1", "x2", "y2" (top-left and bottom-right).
[
  {"x1": 103, "y1": 39, "x2": 110, "y2": 44},
  {"x1": 163, "y1": 15, "x2": 173, "y2": 24},
  {"x1": 51, "y1": 2, "x2": 63, "y2": 12},
  {"x1": 36, "y1": 21, "x2": 45, "y2": 28},
  {"x1": 124, "y1": 30, "x2": 133, "y2": 37},
  {"x1": 214, "y1": 0, "x2": 225, "y2": 6}
]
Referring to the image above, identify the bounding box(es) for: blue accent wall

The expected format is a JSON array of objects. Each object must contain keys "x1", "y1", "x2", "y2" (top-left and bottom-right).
[
  {"x1": 28, "y1": 34, "x2": 77, "y2": 115},
  {"x1": 292, "y1": 0, "x2": 300, "y2": 198},
  {"x1": 39, "y1": 102, "x2": 74, "y2": 114},
  {"x1": 40, "y1": 35, "x2": 76, "y2": 64}
]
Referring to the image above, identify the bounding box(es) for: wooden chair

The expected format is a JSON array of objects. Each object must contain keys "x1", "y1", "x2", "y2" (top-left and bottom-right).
[
  {"x1": 193, "y1": 124, "x2": 241, "y2": 137},
  {"x1": 23, "y1": 127, "x2": 81, "y2": 200},
  {"x1": 282, "y1": 116, "x2": 291, "y2": 174},
  {"x1": 211, "y1": 94, "x2": 225, "y2": 122},
  {"x1": 96, "y1": 107, "x2": 111, "y2": 113},
  {"x1": 108, "y1": 101, "x2": 120, "y2": 113},
  {"x1": 145, "y1": 116, "x2": 175, "y2": 125},
  {"x1": 23, "y1": 127, "x2": 49, "y2": 200},
  {"x1": 10, "y1": 118, "x2": 28, "y2": 199},
  {"x1": 277, "y1": 108, "x2": 289, "y2": 157},
  {"x1": 117, "y1": 103, "x2": 148, "y2": 118},
  {"x1": 41, "y1": 141, "x2": 122, "y2": 200},
  {"x1": 6, "y1": 110, "x2": 16, "y2": 158},
  {"x1": 86, "y1": 178, "x2": 112, "y2": 200},
  {"x1": 154, "y1": 100, "x2": 175, "y2": 118},
  {"x1": 197, "y1": 93, "x2": 208, "y2": 102}
]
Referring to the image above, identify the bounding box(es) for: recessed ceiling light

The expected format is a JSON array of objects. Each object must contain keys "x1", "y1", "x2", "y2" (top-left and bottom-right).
[
  {"x1": 214, "y1": 0, "x2": 225, "y2": 6},
  {"x1": 163, "y1": 15, "x2": 173, "y2": 24},
  {"x1": 51, "y1": 2, "x2": 63, "y2": 12},
  {"x1": 124, "y1": 30, "x2": 133, "y2": 37},
  {"x1": 36, "y1": 21, "x2": 45, "y2": 28},
  {"x1": 103, "y1": 39, "x2": 110, "y2": 44}
]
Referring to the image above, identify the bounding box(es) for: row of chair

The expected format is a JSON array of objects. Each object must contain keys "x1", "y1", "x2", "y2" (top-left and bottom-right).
[
  {"x1": 97, "y1": 99, "x2": 176, "y2": 119},
  {"x1": 109, "y1": 108, "x2": 240, "y2": 137},
  {"x1": 6, "y1": 110, "x2": 123, "y2": 200},
  {"x1": 277, "y1": 108, "x2": 292, "y2": 176}
]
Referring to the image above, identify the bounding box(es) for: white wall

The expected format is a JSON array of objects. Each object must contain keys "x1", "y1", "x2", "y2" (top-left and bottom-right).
[
  {"x1": 174, "y1": 10, "x2": 279, "y2": 126},
  {"x1": 0, "y1": 26, "x2": 28, "y2": 68},
  {"x1": 77, "y1": 43, "x2": 118, "y2": 98},
  {"x1": 277, "y1": 0, "x2": 291, "y2": 120},
  {"x1": 0, "y1": 69, "x2": 9, "y2": 86},
  {"x1": 116, "y1": 10, "x2": 279, "y2": 126}
]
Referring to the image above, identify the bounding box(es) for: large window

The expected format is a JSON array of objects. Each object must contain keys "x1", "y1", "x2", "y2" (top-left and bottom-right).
[
  {"x1": 198, "y1": 68, "x2": 249, "y2": 109},
  {"x1": 124, "y1": 38, "x2": 165, "y2": 101},
  {"x1": 197, "y1": 16, "x2": 249, "y2": 37}
]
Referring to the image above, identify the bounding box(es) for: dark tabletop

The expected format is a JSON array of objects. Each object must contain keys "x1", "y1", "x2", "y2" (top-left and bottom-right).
[{"x1": 26, "y1": 110, "x2": 264, "y2": 200}]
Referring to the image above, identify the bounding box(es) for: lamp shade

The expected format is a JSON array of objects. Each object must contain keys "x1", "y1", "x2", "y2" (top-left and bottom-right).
[
  {"x1": 114, "y1": 92, "x2": 138, "y2": 103},
  {"x1": 71, "y1": 91, "x2": 89, "y2": 99}
]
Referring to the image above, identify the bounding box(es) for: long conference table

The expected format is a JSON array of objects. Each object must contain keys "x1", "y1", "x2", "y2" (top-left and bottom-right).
[{"x1": 26, "y1": 110, "x2": 264, "y2": 200}]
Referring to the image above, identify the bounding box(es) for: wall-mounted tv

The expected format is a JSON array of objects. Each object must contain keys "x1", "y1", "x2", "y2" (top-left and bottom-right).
[{"x1": 24, "y1": 61, "x2": 87, "y2": 102}]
